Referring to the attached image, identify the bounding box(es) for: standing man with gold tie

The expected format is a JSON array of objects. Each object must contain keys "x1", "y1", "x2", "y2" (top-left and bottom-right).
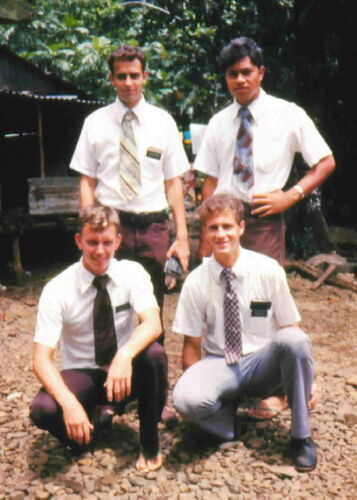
[
  {"x1": 70, "y1": 45, "x2": 190, "y2": 320},
  {"x1": 195, "y1": 37, "x2": 334, "y2": 418}
]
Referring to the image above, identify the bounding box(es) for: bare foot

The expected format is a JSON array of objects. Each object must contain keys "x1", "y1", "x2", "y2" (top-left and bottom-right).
[
  {"x1": 136, "y1": 452, "x2": 163, "y2": 472},
  {"x1": 308, "y1": 382, "x2": 317, "y2": 411},
  {"x1": 246, "y1": 382, "x2": 317, "y2": 419},
  {"x1": 247, "y1": 395, "x2": 288, "y2": 419}
]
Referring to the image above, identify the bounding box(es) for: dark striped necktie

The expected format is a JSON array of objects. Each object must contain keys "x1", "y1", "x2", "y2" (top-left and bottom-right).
[{"x1": 233, "y1": 106, "x2": 254, "y2": 188}]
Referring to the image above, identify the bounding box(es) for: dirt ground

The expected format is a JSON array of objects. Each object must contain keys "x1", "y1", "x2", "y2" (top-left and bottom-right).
[{"x1": 1, "y1": 257, "x2": 357, "y2": 498}]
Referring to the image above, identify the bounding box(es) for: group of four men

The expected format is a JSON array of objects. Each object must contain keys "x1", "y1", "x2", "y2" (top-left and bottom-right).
[{"x1": 30, "y1": 38, "x2": 335, "y2": 473}]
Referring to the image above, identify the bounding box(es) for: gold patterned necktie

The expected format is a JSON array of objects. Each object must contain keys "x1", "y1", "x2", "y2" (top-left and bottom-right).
[
  {"x1": 233, "y1": 106, "x2": 254, "y2": 188},
  {"x1": 119, "y1": 110, "x2": 141, "y2": 200},
  {"x1": 222, "y1": 267, "x2": 242, "y2": 365}
]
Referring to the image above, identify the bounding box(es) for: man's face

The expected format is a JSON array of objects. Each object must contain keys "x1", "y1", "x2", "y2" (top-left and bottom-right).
[
  {"x1": 204, "y1": 210, "x2": 245, "y2": 266},
  {"x1": 75, "y1": 224, "x2": 121, "y2": 276},
  {"x1": 109, "y1": 58, "x2": 147, "y2": 108},
  {"x1": 225, "y1": 56, "x2": 265, "y2": 106}
]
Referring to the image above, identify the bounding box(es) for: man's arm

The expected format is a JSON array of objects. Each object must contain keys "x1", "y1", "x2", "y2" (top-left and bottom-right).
[
  {"x1": 79, "y1": 174, "x2": 96, "y2": 208},
  {"x1": 104, "y1": 306, "x2": 162, "y2": 402},
  {"x1": 182, "y1": 335, "x2": 202, "y2": 370},
  {"x1": 201, "y1": 174, "x2": 218, "y2": 201},
  {"x1": 197, "y1": 175, "x2": 218, "y2": 259},
  {"x1": 33, "y1": 343, "x2": 94, "y2": 445},
  {"x1": 164, "y1": 176, "x2": 190, "y2": 271},
  {"x1": 251, "y1": 154, "x2": 335, "y2": 217}
]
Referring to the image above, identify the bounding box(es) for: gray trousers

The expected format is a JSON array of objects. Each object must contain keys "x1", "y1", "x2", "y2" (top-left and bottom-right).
[{"x1": 173, "y1": 327, "x2": 314, "y2": 440}]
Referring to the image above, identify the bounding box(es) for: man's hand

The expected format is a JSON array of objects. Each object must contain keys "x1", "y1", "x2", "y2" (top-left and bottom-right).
[
  {"x1": 62, "y1": 397, "x2": 94, "y2": 445},
  {"x1": 250, "y1": 189, "x2": 299, "y2": 217},
  {"x1": 104, "y1": 350, "x2": 133, "y2": 402},
  {"x1": 167, "y1": 237, "x2": 190, "y2": 272}
]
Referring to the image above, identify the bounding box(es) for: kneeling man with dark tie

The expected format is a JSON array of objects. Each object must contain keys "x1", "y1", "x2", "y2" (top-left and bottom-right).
[
  {"x1": 173, "y1": 193, "x2": 317, "y2": 472},
  {"x1": 30, "y1": 205, "x2": 167, "y2": 472}
]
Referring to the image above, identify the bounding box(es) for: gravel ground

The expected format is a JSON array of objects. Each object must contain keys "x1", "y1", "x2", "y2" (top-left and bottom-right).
[{"x1": 1, "y1": 267, "x2": 357, "y2": 499}]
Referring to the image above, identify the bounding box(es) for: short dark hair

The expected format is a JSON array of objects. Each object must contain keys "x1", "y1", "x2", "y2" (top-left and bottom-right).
[
  {"x1": 198, "y1": 193, "x2": 244, "y2": 225},
  {"x1": 108, "y1": 45, "x2": 146, "y2": 73},
  {"x1": 79, "y1": 205, "x2": 120, "y2": 233},
  {"x1": 219, "y1": 37, "x2": 264, "y2": 72}
]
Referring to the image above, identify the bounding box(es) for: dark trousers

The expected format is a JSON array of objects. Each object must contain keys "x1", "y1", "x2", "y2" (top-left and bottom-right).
[
  {"x1": 242, "y1": 208, "x2": 285, "y2": 265},
  {"x1": 30, "y1": 342, "x2": 167, "y2": 458},
  {"x1": 117, "y1": 220, "x2": 170, "y2": 343}
]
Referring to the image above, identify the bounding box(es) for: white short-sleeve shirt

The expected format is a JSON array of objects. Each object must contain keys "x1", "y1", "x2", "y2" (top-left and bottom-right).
[
  {"x1": 70, "y1": 97, "x2": 190, "y2": 212},
  {"x1": 194, "y1": 90, "x2": 332, "y2": 202},
  {"x1": 173, "y1": 248, "x2": 301, "y2": 356},
  {"x1": 34, "y1": 259, "x2": 158, "y2": 370}
]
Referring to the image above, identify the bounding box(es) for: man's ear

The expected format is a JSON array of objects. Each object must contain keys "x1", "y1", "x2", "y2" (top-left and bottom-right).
[
  {"x1": 115, "y1": 233, "x2": 122, "y2": 251},
  {"x1": 74, "y1": 232, "x2": 82, "y2": 251},
  {"x1": 239, "y1": 220, "x2": 246, "y2": 237},
  {"x1": 259, "y1": 65, "x2": 265, "y2": 83}
]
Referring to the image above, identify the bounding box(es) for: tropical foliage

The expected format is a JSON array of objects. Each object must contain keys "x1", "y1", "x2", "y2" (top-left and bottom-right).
[{"x1": 1, "y1": 0, "x2": 356, "y2": 223}]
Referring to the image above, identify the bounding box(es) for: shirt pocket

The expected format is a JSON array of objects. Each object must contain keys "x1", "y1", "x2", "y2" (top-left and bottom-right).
[
  {"x1": 113, "y1": 303, "x2": 132, "y2": 332},
  {"x1": 244, "y1": 301, "x2": 272, "y2": 335},
  {"x1": 142, "y1": 148, "x2": 165, "y2": 181}
]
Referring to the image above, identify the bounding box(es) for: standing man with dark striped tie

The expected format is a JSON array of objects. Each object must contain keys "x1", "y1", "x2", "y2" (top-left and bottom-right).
[{"x1": 194, "y1": 37, "x2": 335, "y2": 417}]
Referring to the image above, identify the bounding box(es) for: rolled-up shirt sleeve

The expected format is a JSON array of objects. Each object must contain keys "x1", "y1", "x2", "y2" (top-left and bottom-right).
[
  {"x1": 172, "y1": 273, "x2": 205, "y2": 337},
  {"x1": 270, "y1": 265, "x2": 301, "y2": 327},
  {"x1": 293, "y1": 105, "x2": 332, "y2": 168},
  {"x1": 128, "y1": 263, "x2": 159, "y2": 315},
  {"x1": 34, "y1": 282, "x2": 64, "y2": 348},
  {"x1": 70, "y1": 118, "x2": 98, "y2": 178}
]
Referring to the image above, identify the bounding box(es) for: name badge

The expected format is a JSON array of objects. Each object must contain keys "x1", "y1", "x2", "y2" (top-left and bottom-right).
[
  {"x1": 115, "y1": 302, "x2": 131, "y2": 313},
  {"x1": 250, "y1": 301, "x2": 271, "y2": 318},
  {"x1": 146, "y1": 147, "x2": 163, "y2": 160}
]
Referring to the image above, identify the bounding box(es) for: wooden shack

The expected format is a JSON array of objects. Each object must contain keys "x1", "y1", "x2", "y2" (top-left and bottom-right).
[{"x1": 0, "y1": 46, "x2": 104, "y2": 283}]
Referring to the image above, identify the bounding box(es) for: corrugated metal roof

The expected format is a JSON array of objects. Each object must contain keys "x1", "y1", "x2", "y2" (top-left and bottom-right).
[{"x1": 0, "y1": 88, "x2": 105, "y2": 105}]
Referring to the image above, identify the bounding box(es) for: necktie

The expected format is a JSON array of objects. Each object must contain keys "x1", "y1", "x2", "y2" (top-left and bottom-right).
[
  {"x1": 233, "y1": 106, "x2": 254, "y2": 188},
  {"x1": 93, "y1": 274, "x2": 117, "y2": 367},
  {"x1": 119, "y1": 110, "x2": 141, "y2": 200},
  {"x1": 222, "y1": 267, "x2": 242, "y2": 365}
]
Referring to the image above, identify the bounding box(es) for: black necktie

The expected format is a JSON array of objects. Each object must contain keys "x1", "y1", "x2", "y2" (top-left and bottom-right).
[
  {"x1": 93, "y1": 274, "x2": 117, "y2": 367},
  {"x1": 222, "y1": 267, "x2": 242, "y2": 364}
]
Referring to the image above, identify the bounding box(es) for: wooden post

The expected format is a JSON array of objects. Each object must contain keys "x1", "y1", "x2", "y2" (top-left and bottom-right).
[
  {"x1": 8, "y1": 231, "x2": 25, "y2": 286},
  {"x1": 37, "y1": 102, "x2": 46, "y2": 178}
]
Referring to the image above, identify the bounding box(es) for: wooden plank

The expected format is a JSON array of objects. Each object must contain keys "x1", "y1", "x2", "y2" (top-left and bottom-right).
[
  {"x1": 285, "y1": 260, "x2": 357, "y2": 293},
  {"x1": 28, "y1": 177, "x2": 80, "y2": 215}
]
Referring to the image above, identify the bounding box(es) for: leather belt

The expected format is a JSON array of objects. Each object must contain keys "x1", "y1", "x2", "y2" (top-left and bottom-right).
[{"x1": 119, "y1": 209, "x2": 169, "y2": 226}]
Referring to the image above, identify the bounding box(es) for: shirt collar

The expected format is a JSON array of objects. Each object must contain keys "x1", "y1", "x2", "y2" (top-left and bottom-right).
[
  {"x1": 209, "y1": 247, "x2": 250, "y2": 283},
  {"x1": 231, "y1": 88, "x2": 267, "y2": 125},
  {"x1": 114, "y1": 96, "x2": 146, "y2": 125},
  {"x1": 78, "y1": 258, "x2": 121, "y2": 294}
]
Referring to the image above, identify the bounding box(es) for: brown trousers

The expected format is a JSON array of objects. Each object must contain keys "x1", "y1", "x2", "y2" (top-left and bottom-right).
[{"x1": 241, "y1": 207, "x2": 285, "y2": 265}]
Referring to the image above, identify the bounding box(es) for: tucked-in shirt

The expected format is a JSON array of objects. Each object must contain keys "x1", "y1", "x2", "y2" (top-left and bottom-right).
[
  {"x1": 70, "y1": 96, "x2": 190, "y2": 212},
  {"x1": 34, "y1": 259, "x2": 158, "y2": 370},
  {"x1": 194, "y1": 90, "x2": 332, "y2": 202},
  {"x1": 173, "y1": 248, "x2": 301, "y2": 356}
]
